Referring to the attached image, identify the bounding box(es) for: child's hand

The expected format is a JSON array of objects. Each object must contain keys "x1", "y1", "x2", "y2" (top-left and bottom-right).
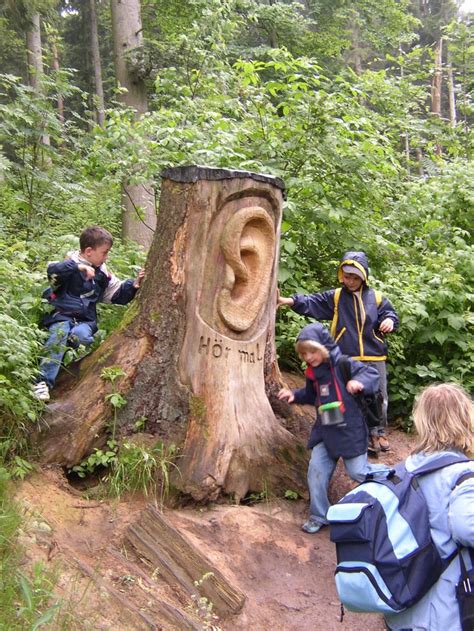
[
  {"x1": 346, "y1": 379, "x2": 364, "y2": 395},
  {"x1": 133, "y1": 268, "x2": 145, "y2": 289},
  {"x1": 379, "y1": 318, "x2": 394, "y2": 333},
  {"x1": 278, "y1": 388, "x2": 295, "y2": 403},
  {"x1": 277, "y1": 288, "x2": 294, "y2": 308},
  {"x1": 78, "y1": 263, "x2": 95, "y2": 279}
]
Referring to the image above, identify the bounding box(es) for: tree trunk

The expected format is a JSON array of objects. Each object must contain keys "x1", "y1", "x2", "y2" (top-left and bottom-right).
[
  {"x1": 89, "y1": 0, "x2": 105, "y2": 128},
  {"x1": 431, "y1": 37, "x2": 443, "y2": 157},
  {"x1": 431, "y1": 37, "x2": 443, "y2": 117},
  {"x1": 110, "y1": 0, "x2": 156, "y2": 248},
  {"x1": 51, "y1": 41, "x2": 65, "y2": 125},
  {"x1": 26, "y1": 12, "x2": 44, "y2": 92},
  {"x1": 25, "y1": 12, "x2": 50, "y2": 148},
  {"x1": 35, "y1": 166, "x2": 307, "y2": 502},
  {"x1": 446, "y1": 41, "x2": 457, "y2": 127},
  {"x1": 415, "y1": 147, "x2": 424, "y2": 177}
]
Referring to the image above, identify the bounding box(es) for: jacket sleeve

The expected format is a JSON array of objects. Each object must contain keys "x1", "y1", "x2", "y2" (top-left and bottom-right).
[
  {"x1": 102, "y1": 275, "x2": 138, "y2": 305},
  {"x1": 291, "y1": 290, "x2": 336, "y2": 321},
  {"x1": 293, "y1": 378, "x2": 317, "y2": 406},
  {"x1": 101, "y1": 265, "x2": 138, "y2": 305},
  {"x1": 448, "y1": 475, "x2": 474, "y2": 547},
  {"x1": 47, "y1": 259, "x2": 79, "y2": 287},
  {"x1": 377, "y1": 296, "x2": 399, "y2": 331},
  {"x1": 346, "y1": 358, "x2": 380, "y2": 396}
]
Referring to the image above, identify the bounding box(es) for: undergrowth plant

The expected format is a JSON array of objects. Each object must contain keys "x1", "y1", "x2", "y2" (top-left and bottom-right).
[
  {"x1": 0, "y1": 466, "x2": 60, "y2": 629},
  {"x1": 190, "y1": 573, "x2": 221, "y2": 631},
  {"x1": 107, "y1": 440, "x2": 179, "y2": 505}
]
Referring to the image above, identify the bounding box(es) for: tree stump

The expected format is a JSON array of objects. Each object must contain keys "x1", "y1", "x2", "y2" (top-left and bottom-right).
[{"x1": 35, "y1": 166, "x2": 307, "y2": 501}]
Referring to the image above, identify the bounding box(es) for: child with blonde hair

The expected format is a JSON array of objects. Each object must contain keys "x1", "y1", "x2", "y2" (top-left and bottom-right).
[
  {"x1": 385, "y1": 383, "x2": 474, "y2": 631},
  {"x1": 278, "y1": 322, "x2": 385, "y2": 533}
]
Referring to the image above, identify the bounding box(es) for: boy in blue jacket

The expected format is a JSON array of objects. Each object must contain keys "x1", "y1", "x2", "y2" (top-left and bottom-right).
[
  {"x1": 33, "y1": 226, "x2": 144, "y2": 401},
  {"x1": 278, "y1": 323, "x2": 385, "y2": 533},
  {"x1": 278, "y1": 251, "x2": 398, "y2": 453}
]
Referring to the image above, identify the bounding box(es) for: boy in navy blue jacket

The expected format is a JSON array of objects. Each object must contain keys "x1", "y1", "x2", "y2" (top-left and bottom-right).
[
  {"x1": 278, "y1": 251, "x2": 398, "y2": 453},
  {"x1": 33, "y1": 226, "x2": 144, "y2": 401},
  {"x1": 278, "y1": 323, "x2": 386, "y2": 533}
]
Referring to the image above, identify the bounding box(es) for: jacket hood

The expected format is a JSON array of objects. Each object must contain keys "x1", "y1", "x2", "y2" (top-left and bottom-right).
[
  {"x1": 67, "y1": 249, "x2": 108, "y2": 273},
  {"x1": 296, "y1": 323, "x2": 341, "y2": 362},
  {"x1": 337, "y1": 251, "x2": 369, "y2": 284}
]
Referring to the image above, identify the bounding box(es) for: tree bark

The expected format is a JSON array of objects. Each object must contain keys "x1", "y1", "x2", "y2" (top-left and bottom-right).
[
  {"x1": 110, "y1": 0, "x2": 156, "y2": 248},
  {"x1": 445, "y1": 41, "x2": 457, "y2": 127},
  {"x1": 89, "y1": 0, "x2": 105, "y2": 128},
  {"x1": 431, "y1": 37, "x2": 443, "y2": 157},
  {"x1": 431, "y1": 37, "x2": 443, "y2": 117},
  {"x1": 35, "y1": 166, "x2": 307, "y2": 502},
  {"x1": 26, "y1": 12, "x2": 50, "y2": 148},
  {"x1": 127, "y1": 505, "x2": 246, "y2": 616},
  {"x1": 51, "y1": 40, "x2": 65, "y2": 125},
  {"x1": 26, "y1": 12, "x2": 44, "y2": 92}
]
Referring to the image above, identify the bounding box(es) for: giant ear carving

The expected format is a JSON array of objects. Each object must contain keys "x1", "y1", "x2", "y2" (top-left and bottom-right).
[{"x1": 217, "y1": 206, "x2": 276, "y2": 332}]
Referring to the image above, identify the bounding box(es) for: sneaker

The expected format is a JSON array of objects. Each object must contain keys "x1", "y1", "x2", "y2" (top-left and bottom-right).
[
  {"x1": 301, "y1": 518, "x2": 323, "y2": 534},
  {"x1": 67, "y1": 334, "x2": 80, "y2": 349},
  {"x1": 378, "y1": 435, "x2": 390, "y2": 452},
  {"x1": 33, "y1": 381, "x2": 50, "y2": 401}
]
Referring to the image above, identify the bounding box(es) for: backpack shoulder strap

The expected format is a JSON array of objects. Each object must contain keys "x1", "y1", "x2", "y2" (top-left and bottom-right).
[
  {"x1": 330, "y1": 287, "x2": 342, "y2": 338},
  {"x1": 373, "y1": 289, "x2": 383, "y2": 307},
  {"x1": 453, "y1": 471, "x2": 474, "y2": 488},
  {"x1": 412, "y1": 454, "x2": 470, "y2": 478}
]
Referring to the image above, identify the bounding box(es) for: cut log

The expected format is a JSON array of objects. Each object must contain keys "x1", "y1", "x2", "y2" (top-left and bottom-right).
[
  {"x1": 126, "y1": 505, "x2": 246, "y2": 617},
  {"x1": 35, "y1": 166, "x2": 308, "y2": 501},
  {"x1": 73, "y1": 553, "x2": 199, "y2": 630}
]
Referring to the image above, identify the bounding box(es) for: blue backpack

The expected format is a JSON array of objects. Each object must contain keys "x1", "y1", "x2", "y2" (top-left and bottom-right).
[{"x1": 327, "y1": 454, "x2": 469, "y2": 614}]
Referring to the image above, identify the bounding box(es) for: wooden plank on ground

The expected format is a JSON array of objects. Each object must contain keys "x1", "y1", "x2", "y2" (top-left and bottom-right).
[{"x1": 126, "y1": 505, "x2": 246, "y2": 617}]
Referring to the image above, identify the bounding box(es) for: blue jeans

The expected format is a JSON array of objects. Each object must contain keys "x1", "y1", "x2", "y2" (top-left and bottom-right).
[
  {"x1": 39, "y1": 320, "x2": 95, "y2": 388},
  {"x1": 307, "y1": 442, "x2": 389, "y2": 524}
]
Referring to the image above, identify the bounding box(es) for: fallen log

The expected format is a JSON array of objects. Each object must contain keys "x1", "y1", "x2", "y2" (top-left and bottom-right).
[{"x1": 127, "y1": 505, "x2": 246, "y2": 617}]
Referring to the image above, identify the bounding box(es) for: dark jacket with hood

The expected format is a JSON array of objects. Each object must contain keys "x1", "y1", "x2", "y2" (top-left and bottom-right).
[
  {"x1": 292, "y1": 323, "x2": 380, "y2": 459},
  {"x1": 291, "y1": 251, "x2": 398, "y2": 361},
  {"x1": 42, "y1": 250, "x2": 137, "y2": 331}
]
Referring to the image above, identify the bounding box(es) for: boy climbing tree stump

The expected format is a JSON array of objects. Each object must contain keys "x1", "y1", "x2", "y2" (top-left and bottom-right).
[{"x1": 36, "y1": 166, "x2": 307, "y2": 502}]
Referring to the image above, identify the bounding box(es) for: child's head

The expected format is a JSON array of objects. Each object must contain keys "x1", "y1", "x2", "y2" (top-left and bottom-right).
[
  {"x1": 337, "y1": 251, "x2": 369, "y2": 292},
  {"x1": 295, "y1": 339, "x2": 329, "y2": 367},
  {"x1": 412, "y1": 383, "x2": 474, "y2": 455},
  {"x1": 295, "y1": 323, "x2": 335, "y2": 368},
  {"x1": 79, "y1": 226, "x2": 113, "y2": 267}
]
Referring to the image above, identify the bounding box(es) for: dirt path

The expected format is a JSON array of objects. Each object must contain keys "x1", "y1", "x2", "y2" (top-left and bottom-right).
[{"x1": 15, "y1": 423, "x2": 414, "y2": 630}]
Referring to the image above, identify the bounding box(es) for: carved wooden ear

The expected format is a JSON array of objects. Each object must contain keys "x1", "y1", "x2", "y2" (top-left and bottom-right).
[{"x1": 217, "y1": 206, "x2": 276, "y2": 332}]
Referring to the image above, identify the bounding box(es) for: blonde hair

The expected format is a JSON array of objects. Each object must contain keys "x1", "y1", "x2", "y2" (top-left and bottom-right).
[
  {"x1": 412, "y1": 383, "x2": 474, "y2": 455},
  {"x1": 295, "y1": 339, "x2": 329, "y2": 360}
]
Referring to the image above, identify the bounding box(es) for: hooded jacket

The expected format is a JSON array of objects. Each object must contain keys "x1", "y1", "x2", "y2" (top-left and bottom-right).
[
  {"x1": 385, "y1": 451, "x2": 474, "y2": 631},
  {"x1": 291, "y1": 251, "x2": 399, "y2": 361},
  {"x1": 42, "y1": 250, "x2": 137, "y2": 330},
  {"x1": 292, "y1": 323, "x2": 380, "y2": 459}
]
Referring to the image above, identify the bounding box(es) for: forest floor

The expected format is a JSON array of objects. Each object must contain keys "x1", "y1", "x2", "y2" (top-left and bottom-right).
[{"x1": 15, "y1": 374, "x2": 415, "y2": 631}]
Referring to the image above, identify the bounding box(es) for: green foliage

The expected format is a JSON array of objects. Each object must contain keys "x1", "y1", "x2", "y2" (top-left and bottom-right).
[
  {"x1": 0, "y1": 467, "x2": 60, "y2": 629},
  {"x1": 0, "y1": 238, "x2": 46, "y2": 454},
  {"x1": 191, "y1": 572, "x2": 221, "y2": 630},
  {"x1": 71, "y1": 439, "x2": 119, "y2": 478},
  {"x1": 107, "y1": 440, "x2": 179, "y2": 504}
]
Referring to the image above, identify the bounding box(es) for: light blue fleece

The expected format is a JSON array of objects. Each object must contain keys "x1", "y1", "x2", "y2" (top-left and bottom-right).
[{"x1": 385, "y1": 450, "x2": 474, "y2": 631}]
